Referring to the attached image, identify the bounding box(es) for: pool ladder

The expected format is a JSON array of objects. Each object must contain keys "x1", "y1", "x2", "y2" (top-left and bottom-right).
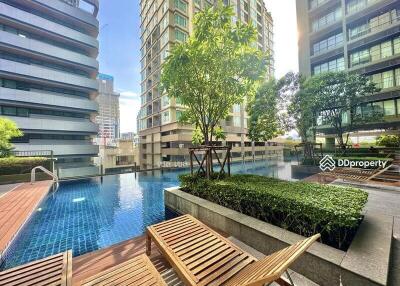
[{"x1": 31, "y1": 166, "x2": 59, "y2": 193}]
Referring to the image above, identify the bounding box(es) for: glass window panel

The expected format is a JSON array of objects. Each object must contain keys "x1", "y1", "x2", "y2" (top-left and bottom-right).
[
  {"x1": 384, "y1": 100, "x2": 396, "y2": 116},
  {"x1": 394, "y1": 37, "x2": 400, "y2": 54},
  {"x1": 2, "y1": 106, "x2": 17, "y2": 116},
  {"x1": 17, "y1": 108, "x2": 29, "y2": 117},
  {"x1": 383, "y1": 70, "x2": 394, "y2": 88},
  {"x1": 381, "y1": 41, "x2": 393, "y2": 58}
]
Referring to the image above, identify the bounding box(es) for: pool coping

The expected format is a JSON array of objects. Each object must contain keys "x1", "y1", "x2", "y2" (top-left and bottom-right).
[{"x1": 0, "y1": 181, "x2": 53, "y2": 266}]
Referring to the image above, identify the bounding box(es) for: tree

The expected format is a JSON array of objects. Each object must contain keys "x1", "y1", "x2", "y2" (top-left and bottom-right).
[
  {"x1": 287, "y1": 73, "x2": 320, "y2": 143},
  {"x1": 302, "y1": 72, "x2": 379, "y2": 149},
  {"x1": 161, "y1": 2, "x2": 268, "y2": 145},
  {"x1": 0, "y1": 118, "x2": 23, "y2": 157},
  {"x1": 248, "y1": 80, "x2": 283, "y2": 142}
]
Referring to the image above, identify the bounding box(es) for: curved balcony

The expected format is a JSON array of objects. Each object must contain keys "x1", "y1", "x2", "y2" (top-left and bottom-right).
[
  {"x1": 0, "y1": 31, "x2": 98, "y2": 70},
  {"x1": 0, "y1": 2, "x2": 98, "y2": 49},
  {"x1": 0, "y1": 87, "x2": 98, "y2": 112},
  {"x1": 32, "y1": 0, "x2": 99, "y2": 27},
  {"x1": 9, "y1": 116, "x2": 98, "y2": 134},
  {"x1": 0, "y1": 59, "x2": 98, "y2": 91}
]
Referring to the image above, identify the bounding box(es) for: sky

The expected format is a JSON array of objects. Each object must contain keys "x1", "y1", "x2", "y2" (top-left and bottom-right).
[{"x1": 98, "y1": 0, "x2": 299, "y2": 133}]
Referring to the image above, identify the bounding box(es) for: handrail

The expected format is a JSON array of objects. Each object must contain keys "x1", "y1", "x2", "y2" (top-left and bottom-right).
[{"x1": 31, "y1": 166, "x2": 59, "y2": 185}]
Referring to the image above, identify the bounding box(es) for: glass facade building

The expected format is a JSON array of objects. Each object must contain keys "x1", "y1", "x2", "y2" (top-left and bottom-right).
[{"x1": 297, "y1": 0, "x2": 400, "y2": 137}]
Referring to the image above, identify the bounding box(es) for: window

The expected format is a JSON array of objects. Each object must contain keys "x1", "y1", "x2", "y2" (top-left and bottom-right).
[
  {"x1": 313, "y1": 57, "x2": 344, "y2": 75},
  {"x1": 384, "y1": 100, "x2": 396, "y2": 116},
  {"x1": 313, "y1": 33, "x2": 343, "y2": 54},
  {"x1": 233, "y1": 104, "x2": 241, "y2": 113},
  {"x1": 398, "y1": 99, "x2": 400, "y2": 115},
  {"x1": 311, "y1": 7, "x2": 341, "y2": 32},
  {"x1": 174, "y1": 0, "x2": 187, "y2": 12},
  {"x1": 233, "y1": 116, "x2": 241, "y2": 127},
  {"x1": 175, "y1": 14, "x2": 187, "y2": 28},
  {"x1": 162, "y1": 95, "x2": 170, "y2": 107},
  {"x1": 175, "y1": 29, "x2": 187, "y2": 42},
  {"x1": 381, "y1": 41, "x2": 393, "y2": 58},
  {"x1": 162, "y1": 110, "x2": 170, "y2": 124},
  {"x1": 1, "y1": 106, "x2": 17, "y2": 116},
  {"x1": 383, "y1": 71, "x2": 394, "y2": 89}
]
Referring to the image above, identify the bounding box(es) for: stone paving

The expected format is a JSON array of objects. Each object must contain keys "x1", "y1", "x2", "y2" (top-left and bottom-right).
[{"x1": 336, "y1": 185, "x2": 400, "y2": 286}]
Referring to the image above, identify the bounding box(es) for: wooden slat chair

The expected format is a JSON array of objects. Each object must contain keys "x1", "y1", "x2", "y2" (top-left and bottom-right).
[
  {"x1": 0, "y1": 250, "x2": 72, "y2": 286},
  {"x1": 147, "y1": 215, "x2": 320, "y2": 286},
  {"x1": 81, "y1": 254, "x2": 167, "y2": 286}
]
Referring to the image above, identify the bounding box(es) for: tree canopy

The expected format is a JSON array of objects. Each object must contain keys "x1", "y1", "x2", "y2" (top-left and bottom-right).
[
  {"x1": 0, "y1": 117, "x2": 23, "y2": 157},
  {"x1": 302, "y1": 72, "x2": 379, "y2": 148},
  {"x1": 161, "y1": 2, "x2": 268, "y2": 145}
]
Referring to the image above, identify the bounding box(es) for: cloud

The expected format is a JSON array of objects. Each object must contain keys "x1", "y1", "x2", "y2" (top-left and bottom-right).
[{"x1": 118, "y1": 91, "x2": 140, "y2": 133}]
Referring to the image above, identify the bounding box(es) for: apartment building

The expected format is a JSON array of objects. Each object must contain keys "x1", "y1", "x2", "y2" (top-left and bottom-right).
[
  {"x1": 0, "y1": 0, "x2": 100, "y2": 178},
  {"x1": 95, "y1": 74, "x2": 120, "y2": 147},
  {"x1": 138, "y1": 0, "x2": 275, "y2": 169},
  {"x1": 297, "y1": 0, "x2": 400, "y2": 144}
]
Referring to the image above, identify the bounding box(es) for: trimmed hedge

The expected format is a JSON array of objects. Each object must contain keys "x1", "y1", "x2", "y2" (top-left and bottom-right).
[
  {"x1": 180, "y1": 174, "x2": 368, "y2": 250},
  {"x1": 0, "y1": 157, "x2": 51, "y2": 175}
]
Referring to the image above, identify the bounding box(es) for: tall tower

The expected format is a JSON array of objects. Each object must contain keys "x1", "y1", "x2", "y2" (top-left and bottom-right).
[
  {"x1": 96, "y1": 74, "x2": 120, "y2": 147},
  {"x1": 296, "y1": 0, "x2": 400, "y2": 141},
  {"x1": 0, "y1": 0, "x2": 100, "y2": 178},
  {"x1": 138, "y1": 0, "x2": 274, "y2": 170}
]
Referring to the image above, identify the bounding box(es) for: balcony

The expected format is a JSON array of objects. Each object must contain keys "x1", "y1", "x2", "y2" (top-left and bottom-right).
[
  {"x1": 0, "y1": 2, "x2": 98, "y2": 49},
  {"x1": 9, "y1": 116, "x2": 98, "y2": 133},
  {"x1": 27, "y1": 0, "x2": 99, "y2": 28},
  {"x1": 0, "y1": 31, "x2": 98, "y2": 70},
  {"x1": 14, "y1": 142, "x2": 99, "y2": 156},
  {"x1": 346, "y1": 0, "x2": 398, "y2": 22},
  {"x1": 0, "y1": 87, "x2": 98, "y2": 112},
  {"x1": 348, "y1": 15, "x2": 400, "y2": 42},
  {"x1": 0, "y1": 59, "x2": 98, "y2": 91}
]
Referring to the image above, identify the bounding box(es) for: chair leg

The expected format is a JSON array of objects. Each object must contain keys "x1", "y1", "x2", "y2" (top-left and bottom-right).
[
  {"x1": 285, "y1": 270, "x2": 295, "y2": 286},
  {"x1": 146, "y1": 233, "x2": 151, "y2": 256}
]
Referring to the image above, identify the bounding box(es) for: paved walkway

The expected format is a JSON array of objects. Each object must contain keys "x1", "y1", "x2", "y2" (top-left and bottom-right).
[
  {"x1": 0, "y1": 181, "x2": 52, "y2": 260},
  {"x1": 341, "y1": 186, "x2": 400, "y2": 286}
]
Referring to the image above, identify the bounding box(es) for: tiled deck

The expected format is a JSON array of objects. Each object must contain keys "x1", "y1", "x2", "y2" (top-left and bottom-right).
[{"x1": 0, "y1": 181, "x2": 53, "y2": 260}]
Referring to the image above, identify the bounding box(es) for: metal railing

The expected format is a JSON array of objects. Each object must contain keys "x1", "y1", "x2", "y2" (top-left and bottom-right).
[{"x1": 31, "y1": 166, "x2": 59, "y2": 191}]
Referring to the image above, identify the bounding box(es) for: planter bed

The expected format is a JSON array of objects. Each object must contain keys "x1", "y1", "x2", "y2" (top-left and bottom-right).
[{"x1": 179, "y1": 174, "x2": 368, "y2": 250}]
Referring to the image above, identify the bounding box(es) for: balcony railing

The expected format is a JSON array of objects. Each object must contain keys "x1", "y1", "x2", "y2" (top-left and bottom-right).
[
  {"x1": 349, "y1": 15, "x2": 400, "y2": 41},
  {"x1": 347, "y1": 0, "x2": 381, "y2": 15}
]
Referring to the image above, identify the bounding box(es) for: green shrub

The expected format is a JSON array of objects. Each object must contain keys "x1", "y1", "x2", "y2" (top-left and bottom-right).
[
  {"x1": 376, "y1": 135, "x2": 400, "y2": 147},
  {"x1": 0, "y1": 157, "x2": 51, "y2": 175},
  {"x1": 179, "y1": 174, "x2": 368, "y2": 250}
]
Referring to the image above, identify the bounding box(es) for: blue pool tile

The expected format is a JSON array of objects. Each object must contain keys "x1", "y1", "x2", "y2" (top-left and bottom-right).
[{"x1": 0, "y1": 160, "x2": 294, "y2": 270}]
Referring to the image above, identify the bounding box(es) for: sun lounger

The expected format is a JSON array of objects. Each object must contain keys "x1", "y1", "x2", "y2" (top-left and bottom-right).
[
  {"x1": 0, "y1": 250, "x2": 72, "y2": 286},
  {"x1": 81, "y1": 254, "x2": 167, "y2": 286},
  {"x1": 146, "y1": 214, "x2": 320, "y2": 286}
]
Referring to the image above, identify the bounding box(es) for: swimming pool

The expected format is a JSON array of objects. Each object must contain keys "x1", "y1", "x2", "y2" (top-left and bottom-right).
[{"x1": 0, "y1": 159, "x2": 296, "y2": 270}]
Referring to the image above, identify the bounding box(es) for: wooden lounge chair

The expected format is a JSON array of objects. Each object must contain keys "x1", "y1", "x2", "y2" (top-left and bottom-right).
[
  {"x1": 320, "y1": 165, "x2": 392, "y2": 183},
  {"x1": 147, "y1": 215, "x2": 320, "y2": 286},
  {"x1": 81, "y1": 254, "x2": 167, "y2": 286},
  {"x1": 0, "y1": 250, "x2": 72, "y2": 286}
]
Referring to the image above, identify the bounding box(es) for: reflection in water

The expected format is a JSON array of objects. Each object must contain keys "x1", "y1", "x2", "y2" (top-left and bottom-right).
[{"x1": 1, "y1": 158, "x2": 296, "y2": 270}]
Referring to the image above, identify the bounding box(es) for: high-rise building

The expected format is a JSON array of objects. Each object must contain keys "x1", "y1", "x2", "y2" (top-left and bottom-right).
[
  {"x1": 0, "y1": 0, "x2": 100, "y2": 178},
  {"x1": 95, "y1": 74, "x2": 120, "y2": 147},
  {"x1": 139, "y1": 0, "x2": 275, "y2": 169},
  {"x1": 296, "y1": 0, "x2": 400, "y2": 144}
]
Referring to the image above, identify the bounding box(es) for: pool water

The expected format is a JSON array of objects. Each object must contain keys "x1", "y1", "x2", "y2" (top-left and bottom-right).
[{"x1": 1, "y1": 159, "x2": 295, "y2": 270}]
